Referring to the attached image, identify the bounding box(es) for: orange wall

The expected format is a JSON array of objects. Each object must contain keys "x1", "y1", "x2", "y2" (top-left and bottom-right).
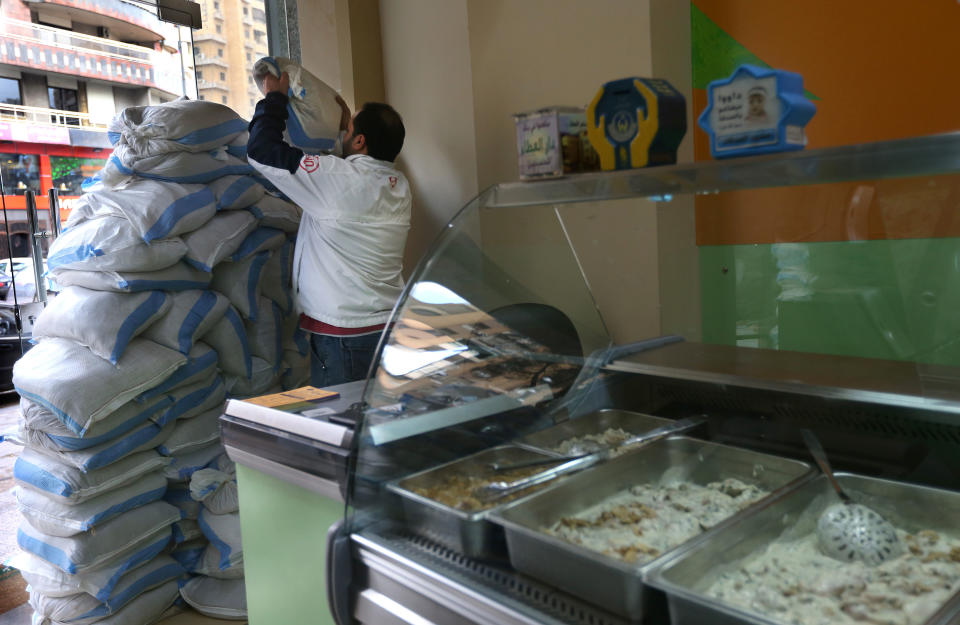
[{"x1": 694, "y1": 0, "x2": 960, "y2": 245}]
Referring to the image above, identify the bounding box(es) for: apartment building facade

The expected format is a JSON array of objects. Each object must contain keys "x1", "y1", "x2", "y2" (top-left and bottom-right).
[
  {"x1": 194, "y1": 0, "x2": 267, "y2": 119},
  {"x1": 0, "y1": 0, "x2": 197, "y2": 256}
]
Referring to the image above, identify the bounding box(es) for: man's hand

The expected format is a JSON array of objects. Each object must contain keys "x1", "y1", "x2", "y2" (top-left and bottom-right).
[
  {"x1": 263, "y1": 71, "x2": 289, "y2": 95},
  {"x1": 336, "y1": 95, "x2": 351, "y2": 132}
]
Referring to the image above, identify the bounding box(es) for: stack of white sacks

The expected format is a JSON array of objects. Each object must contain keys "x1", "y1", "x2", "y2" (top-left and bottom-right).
[{"x1": 8, "y1": 98, "x2": 312, "y2": 623}]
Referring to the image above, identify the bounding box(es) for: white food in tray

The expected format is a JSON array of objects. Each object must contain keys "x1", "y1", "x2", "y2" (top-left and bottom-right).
[{"x1": 707, "y1": 528, "x2": 960, "y2": 625}]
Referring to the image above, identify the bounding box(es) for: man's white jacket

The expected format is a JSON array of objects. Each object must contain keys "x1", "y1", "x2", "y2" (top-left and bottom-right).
[{"x1": 247, "y1": 92, "x2": 411, "y2": 328}]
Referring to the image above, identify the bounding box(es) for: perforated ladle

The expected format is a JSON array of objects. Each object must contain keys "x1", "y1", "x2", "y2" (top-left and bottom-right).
[{"x1": 801, "y1": 429, "x2": 903, "y2": 566}]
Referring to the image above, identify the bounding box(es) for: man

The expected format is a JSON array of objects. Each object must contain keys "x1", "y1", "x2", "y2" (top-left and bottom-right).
[{"x1": 247, "y1": 71, "x2": 411, "y2": 387}]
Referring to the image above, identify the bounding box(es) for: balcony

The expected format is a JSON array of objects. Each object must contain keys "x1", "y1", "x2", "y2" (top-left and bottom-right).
[
  {"x1": 198, "y1": 78, "x2": 228, "y2": 91},
  {"x1": 0, "y1": 17, "x2": 186, "y2": 96},
  {"x1": 194, "y1": 52, "x2": 228, "y2": 68},
  {"x1": 0, "y1": 103, "x2": 106, "y2": 130},
  {"x1": 195, "y1": 32, "x2": 227, "y2": 45},
  {"x1": 23, "y1": 0, "x2": 165, "y2": 41}
]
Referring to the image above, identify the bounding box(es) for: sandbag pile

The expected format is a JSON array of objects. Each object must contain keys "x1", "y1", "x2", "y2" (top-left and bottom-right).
[{"x1": 9, "y1": 99, "x2": 311, "y2": 623}]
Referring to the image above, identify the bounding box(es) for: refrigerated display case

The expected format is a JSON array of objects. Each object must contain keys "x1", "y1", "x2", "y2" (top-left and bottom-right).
[{"x1": 228, "y1": 132, "x2": 960, "y2": 625}]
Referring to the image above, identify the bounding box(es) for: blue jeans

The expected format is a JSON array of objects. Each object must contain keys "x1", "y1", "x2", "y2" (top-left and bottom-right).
[{"x1": 309, "y1": 332, "x2": 381, "y2": 387}]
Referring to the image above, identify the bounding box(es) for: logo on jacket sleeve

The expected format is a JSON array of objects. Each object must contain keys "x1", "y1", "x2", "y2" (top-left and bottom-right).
[
  {"x1": 300, "y1": 155, "x2": 320, "y2": 173},
  {"x1": 389, "y1": 176, "x2": 398, "y2": 189}
]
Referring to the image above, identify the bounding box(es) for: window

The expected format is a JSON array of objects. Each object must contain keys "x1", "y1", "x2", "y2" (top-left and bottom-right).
[
  {"x1": 215, "y1": 24, "x2": 222, "y2": 33},
  {"x1": 252, "y1": 7, "x2": 266, "y2": 22},
  {"x1": 213, "y1": 1, "x2": 219, "y2": 8},
  {"x1": 218, "y1": 48, "x2": 223, "y2": 57},
  {"x1": 49, "y1": 156, "x2": 107, "y2": 196},
  {"x1": 246, "y1": 52, "x2": 251, "y2": 61},
  {"x1": 0, "y1": 77, "x2": 22, "y2": 106},
  {"x1": 253, "y1": 29, "x2": 264, "y2": 43},
  {"x1": 196, "y1": 70, "x2": 203, "y2": 79},
  {"x1": 48, "y1": 86, "x2": 79, "y2": 125},
  {"x1": 245, "y1": 29, "x2": 250, "y2": 38},
  {"x1": 219, "y1": 72, "x2": 225, "y2": 81},
  {"x1": 243, "y1": 7, "x2": 248, "y2": 15},
  {"x1": 199, "y1": 95, "x2": 205, "y2": 100},
  {"x1": 0, "y1": 154, "x2": 40, "y2": 196},
  {"x1": 221, "y1": 96, "x2": 227, "y2": 104}
]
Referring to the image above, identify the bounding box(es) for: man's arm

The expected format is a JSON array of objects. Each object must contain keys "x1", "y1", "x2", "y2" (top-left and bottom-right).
[{"x1": 247, "y1": 91, "x2": 303, "y2": 174}]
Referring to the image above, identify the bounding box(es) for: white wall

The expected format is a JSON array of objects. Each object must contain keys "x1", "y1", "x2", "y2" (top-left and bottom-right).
[{"x1": 378, "y1": 0, "x2": 480, "y2": 275}]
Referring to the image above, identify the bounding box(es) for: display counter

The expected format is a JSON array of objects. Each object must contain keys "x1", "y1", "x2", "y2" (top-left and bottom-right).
[{"x1": 225, "y1": 132, "x2": 960, "y2": 625}]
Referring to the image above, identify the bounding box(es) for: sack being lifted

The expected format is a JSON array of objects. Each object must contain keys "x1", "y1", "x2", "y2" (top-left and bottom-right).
[{"x1": 252, "y1": 56, "x2": 342, "y2": 153}]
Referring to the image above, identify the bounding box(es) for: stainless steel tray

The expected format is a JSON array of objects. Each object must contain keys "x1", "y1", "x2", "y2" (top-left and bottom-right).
[
  {"x1": 491, "y1": 436, "x2": 813, "y2": 621},
  {"x1": 649, "y1": 473, "x2": 960, "y2": 625},
  {"x1": 386, "y1": 445, "x2": 568, "y2": 560},
  {"x1": 515, "y1": 408, "x2": 675, "y2": 455}
]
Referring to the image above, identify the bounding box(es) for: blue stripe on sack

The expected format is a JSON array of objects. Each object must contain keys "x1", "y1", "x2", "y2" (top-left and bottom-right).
[
  {"x1": 225, "y1": 144, "x2": 246, "y2": 159},
  {"x1": 197, "y1": 510, "x2": 232, "y2": 570},
  {"x1": 143, "y1": 188, "x2": 216, "y2": 243},
  {"x1": 48, "y1": 397, "x2": 173, "y2": 451},
  {"x1": 247, "y1": 205, "x2": 264, "y2": 219},
  {"x1": 171, "y1": 546, "x2": 204, "y2": 572},
  {"x1": 107, "y1": 131, "x2": 121, "y2": 145},
  {"x1": 224, "y1": 307, "x2": 252, "y2": 379},
  {"x1": 109, "y1": 155, "x2": 134, "y2": 175},
  {"x1": 18, "y1": 528, "x2": 77, "y2": 573},
  {"x1": 80, "y1": 176, "x2": 101, "y2": 192},
  {"x1": 47, "y1": 244, "x2": 104, "y2": 271},
  {"x1": 13, "y1": 458, "x2": 71, "y2": 497},
  {"x1": 94, "y1": 533, "x2": 171, "y2": 601},
  {"x1": 174, "y1": 118, "x2": 248, "y2": 146},
  {"x1": 247, "y1": 251, "x2": 270, "y2": 322},
  {"x1": 110, "y1": 291, "x2": 168, "y2": 364},
  {"x1": 178, "y1": 291, "x2": 218, "y2": 355},
  {"x1": 162, "y1": 377, "x2": 223, "y2": 427},
  {"x1": 285, "y1": 103, "x2": 337, "y2": 151},
  {"x1": 182, "y1": 257, "x2": 213, "y2": 273},
  {"x1": 100, "y1": 560, "x2": 185, "y2": 611},
  {"x1": 14, "y1": 388, "x2": 85, "y2": 436},
  {"x1": 121, "y1": 279, "x2": 210, "y2": 292},
  {"x1": 219, "y1": 177, "x2": 257, "y2": 209},
  {"x1": 82, "y1": 423, "x2": 164, "y2": 472},
  {"x1": 272, "y1": 301, "x2": 283, "y2": 372},
  {"x1": 136, "y1": 165, "x2": 254, "y2": 185},
  {"x1": 84, "y1": 486, "x2": 167, "y2": 531},
  {"x1": 231, "y1": 227, "x2": 283, "y2": 261},
  {"x1": 250, "y1": 174, "x2": 282, "y2": 195},
  {"x1": 137, "y1": 349, "x2": 218, "y2": 403}
]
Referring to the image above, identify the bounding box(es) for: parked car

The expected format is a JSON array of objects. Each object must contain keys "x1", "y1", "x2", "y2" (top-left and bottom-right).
[
  {"x1": 0, "y1": 270, "x2": 10, "y2": 299},
  {"x1": 0, "y1": 257, "x2": 54, "y2": 303}
]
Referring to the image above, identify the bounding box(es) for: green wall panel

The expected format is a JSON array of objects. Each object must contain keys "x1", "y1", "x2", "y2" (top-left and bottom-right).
[{"x1": 700, "y1": 238, "x2": 960, "y2": 366}]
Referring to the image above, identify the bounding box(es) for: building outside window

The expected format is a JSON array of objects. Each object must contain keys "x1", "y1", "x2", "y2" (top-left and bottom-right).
[
  {"x1": 220, "y1": 72, "x2": 226, "y2": 81},
  {"x1": 218, "y1": 48, "x2": 224, "y2": 57},
  {"x1": 197, "y1": 70, "x2": 204, "y2": 79}
]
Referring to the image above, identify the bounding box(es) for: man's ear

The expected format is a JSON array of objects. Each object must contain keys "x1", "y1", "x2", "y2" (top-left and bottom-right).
[{"x1": 352, "y1": 133, "x2": 366, "y2": 153}]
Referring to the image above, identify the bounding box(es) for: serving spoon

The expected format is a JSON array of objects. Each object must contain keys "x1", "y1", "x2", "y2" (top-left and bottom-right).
[{"x1": 801, "y1": 429, "x2": 903, "y2": 566}]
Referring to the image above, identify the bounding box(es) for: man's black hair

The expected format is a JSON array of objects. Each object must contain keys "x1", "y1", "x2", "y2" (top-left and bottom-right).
[{"x1": 352, "y1": 102, "x2": 405, "y2": 162}]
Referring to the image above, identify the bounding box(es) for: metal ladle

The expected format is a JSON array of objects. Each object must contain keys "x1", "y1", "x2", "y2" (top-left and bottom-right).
[{"x1": 801, "y1": 429, "x2": 903, "y2": 566}]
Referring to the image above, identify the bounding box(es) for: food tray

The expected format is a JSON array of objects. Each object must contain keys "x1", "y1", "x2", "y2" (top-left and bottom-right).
[
  {"x1": 515, "y1": 408, "x2": 675, "y2": 455},
  {"x1": 491, "y1": 436, "x2": 813, "y2": 621},
  {"x1": 386, "y1": 445, "x2": 568, "y2": 560},
  {"x1": 648, "y1": 473, "x2": 960, "y2": 625}
]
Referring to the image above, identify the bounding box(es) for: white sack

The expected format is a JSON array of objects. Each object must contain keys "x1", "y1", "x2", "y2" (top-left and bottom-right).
[
  {"x1": 224, "y1": 356, "x2": 277, "y2": 398},
  {"x1": 143, "y1": 289, "x2": 229, "y2": 354},
  {"x1": 164, "y1": 484, "x2": 201, "y2": 521},
  {"x1": 158, "y1": 408, "x2": 221, "y2": 457},
  {"x1": 209, "y1": 175, "x2": 265, "y2": 210},
  {"x1": 14, "y1": 449, "x2": 169, "y2": 506},
  {"x1": 28, "y1": 556, "x2": 183, "y2": 625},
  {"x1": 47, "y1": 216, "x2": 186, "y2": 274},
  {"x1": 245, "y1": 297, "x2": 283, "y2": 369},
  {"x1": 17, "y1": 501, "x2": 179, "y2": 575},
  {"x1": 194, "y1": 543, "x2": 243, "y2": 580},
  {"x1": 210, "y1": 250, "x2": 269, "y2": 320},
  {"x1": 64, "y1": 180, "x2": 215, "y2": 243},
  {"x1": 163, "y1": 374, "x2": 225, "y2": 423},
  {"x1": 182, "y1": 210, "x2": 258, "y2": 272},
  {"x1": 163, "y1": 441, "x2": 224, "y2": 481},
  {"x1": 253, "y1": 56, "x2": 341, "y2": 153},
  {"x1": 108, "y1": 99, "x2": 247, "y2": 155},
  {"x1": 172, "y1": 519, "x2": 203, "y2": 544},
  {"x1": 170, "y1": 538, "x2": 207, "y2": 573},
  {"x1": 197, "y1": 509, "x2": 242, "y2": 572},
  {"x1": 230, "y1": 226, "x2": 285, "y2": 262},
  {"x1": 189, "y1": 468, "x2": 238, "y2": 515},
  {"x1": 136, "y1": 343, "x2": 218, "y2": 403},
  {"x1": 249, "y1": 194, "x2": 301, "y2": 232},
  {"x1": 99, "y1": 146, "x2": 253, "y2": 187},
  {"x1": 13, "y1": 338, "x2": 186, "y2": 436},
  {"x1": 261, "y1": 239, "x2": 294, "y2": 314},
  {"x1": 24, "y1": 420, "x2": 175, "y2": 473},
  {"x1": 32, "y1": 287, "x2": 170, "y2": 364},
  {"x1": 51, "y1": 262, "x2": 212, "y2": 293},
  {"x1": 20, "y1": 395, "x2": 172, "y2": 452},
  {"x1": 180, "y1": 576, "x2": 246, "y2": 620},
  {"x1": 201, "y1": 307, "x2": 252, "y2": 379},
  {"x1": 16, "y1": 472, "x2": 167, "y2": 537}
]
